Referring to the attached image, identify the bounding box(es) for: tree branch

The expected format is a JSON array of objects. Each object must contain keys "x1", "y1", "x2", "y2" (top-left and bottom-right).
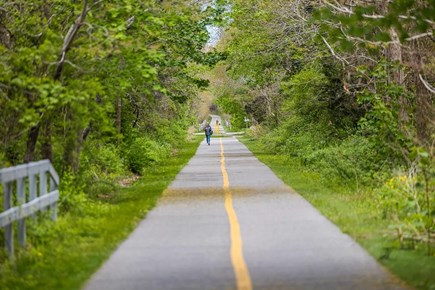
[
  {"x1": 406, "y1": 32, "x2": 433, "y2": 42},
  {"x1": 339, "y1": 25, "x2": 432, "y2": 47},
  {"x1": 322, "y1": 0, "x2": 435, "y2": 26},
  {"x1": 126, "y1": 16, "x2": 135, "y2": 29},
  {"x1": 323, "y1": 0, "x2": 352, "y2": 14},
  {"x1": 89, "y1": 0, "x2": 104, "y2": 10},
  {"x1": 321, "y1": 36, "x2": 349, "y2": 64},
  {"x1": 419, "y1": 74, "x2": 435, "y2": 94},
  {"x1": 54, "y1": 0, "x2": 89, "y2": 80}
]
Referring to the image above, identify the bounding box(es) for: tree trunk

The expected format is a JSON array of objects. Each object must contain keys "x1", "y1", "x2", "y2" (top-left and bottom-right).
[
  {"x1": 24, "y1": 124, "x2": 40, "y2": 163},
  {"x1": 41, "y1": 121, "x2": 53, "y2": 161},
  {"x1": 415, "y1": 78, "x2": 432, "y2": 146},
  {"x1": 116, "y1": 96, "x2": 122, "y2": 145},
  {"x1": 387, "y1": 28, "x2": 408, "y2": 125},
  {"x1": 0, "y1": 23, "x2": 12, "y2": 48},
  {"x1": 410, "y1": 39, "x2": 434, "y2": 147},
  {"x1": 54, "y1": 0, "x2": 89, "y2": 80},
  {"x1": 72, "y1": 125, "x2": 92, "y2": 173}
]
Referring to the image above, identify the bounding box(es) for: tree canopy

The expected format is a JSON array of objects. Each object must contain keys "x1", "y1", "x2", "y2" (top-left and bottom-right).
[{"x1": 0, "y1": 0, "x2": 225, "y2": 173}]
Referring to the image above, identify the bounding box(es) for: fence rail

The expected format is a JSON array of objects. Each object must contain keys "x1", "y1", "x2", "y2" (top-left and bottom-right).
[{"x1": 0, "y1": 160, "x2": 59, "y2": 259}]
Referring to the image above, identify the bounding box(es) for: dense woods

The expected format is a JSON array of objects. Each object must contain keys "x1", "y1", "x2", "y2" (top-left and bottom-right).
[{"x1": 213, "y1": 0, "x2": 434, "y2": 251}]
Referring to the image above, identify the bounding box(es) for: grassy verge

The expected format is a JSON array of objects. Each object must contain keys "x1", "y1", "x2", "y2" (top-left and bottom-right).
[
  {"x1": 0, "y1": 136, "x2": 202, "y2": 290},
  {"x1": 240, "y1": 137, "x2": 435, "y2": 290}
]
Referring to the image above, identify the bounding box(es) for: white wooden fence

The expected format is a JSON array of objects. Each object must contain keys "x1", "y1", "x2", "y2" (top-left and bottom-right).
[{"x1": 0, "y1": 160, "x2": 59, "y2": 259}]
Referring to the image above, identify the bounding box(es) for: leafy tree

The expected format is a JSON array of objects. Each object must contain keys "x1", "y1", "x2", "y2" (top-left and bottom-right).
[
  {"x1": 0, "y1": 0, "x2": 224, "y2": 174},
  {"x1": 220, "y1": 0, "x2": 434, "y2": 249}
]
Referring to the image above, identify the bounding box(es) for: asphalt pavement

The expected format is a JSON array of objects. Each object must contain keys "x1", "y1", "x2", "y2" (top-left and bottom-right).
[{"x1": 84, "y1": 117, "x2": 409, "y2": 290}]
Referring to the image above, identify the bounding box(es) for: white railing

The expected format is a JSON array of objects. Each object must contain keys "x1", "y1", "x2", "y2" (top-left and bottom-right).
[{"x1": 0, "y1": 160, "x2": 59, "y2": 259}]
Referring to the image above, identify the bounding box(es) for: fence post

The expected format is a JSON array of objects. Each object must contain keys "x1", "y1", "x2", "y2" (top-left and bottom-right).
[
  {"x1": 17, "y1": 177, "x2": 26, "y2": 248},
  {"x1": 29, "y1": 174, "x2": 37, "y2": 218},
  {"x1": 49, "y1": 176, "x2": 57, "y2": 221},
  {"x1": 3, "y1": 181, "x2": 14, "y2": 259},
  {"x1": 39, "y1": 170, "x2": 47, "y2": 212}
]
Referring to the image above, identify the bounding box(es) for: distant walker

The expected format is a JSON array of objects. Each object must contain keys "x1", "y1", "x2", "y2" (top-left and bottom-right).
[{"x1": 204, "y1": 123, "x2": 213, "y2": 146}]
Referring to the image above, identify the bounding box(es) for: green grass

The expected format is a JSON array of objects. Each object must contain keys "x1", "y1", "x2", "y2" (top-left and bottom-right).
[
  {"x1": 0, "y1": 136, "x2": 202, "y2": 290},
  {"x1": 240, "y1": 137, "x2": 435, "y2": 290}
]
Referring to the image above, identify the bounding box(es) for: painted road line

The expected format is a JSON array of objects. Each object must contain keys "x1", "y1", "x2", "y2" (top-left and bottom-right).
[{"x1": 219, "y1": 138, "x2": 253, "y2": 290}]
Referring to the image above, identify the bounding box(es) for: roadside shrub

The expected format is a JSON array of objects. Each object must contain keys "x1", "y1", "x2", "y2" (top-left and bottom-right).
[
  {"x1": 125, "y1": 137, "x2": 170, "y2": 174},
  {"x1": 246, "y1": 124, "x2": 267, "y2": 140},
  {"x1": 303, "y1": 136, "x2": 379, "y2": 187},
  {"x1": 80, "y1": 141, "x2": 126, "y2": 179},
  {"x1": 156, "y1": 118, "x2": 188, "y2": 146},
  {"x1": 79, "y1": 141, "x2": 127, "y2": 197},
  {"x1": 260, "y1": 112, "x2": 389, "y2": 189},
  {"x1": 260, "y1": 115, "x2": 331, "y2": 158},
  {"x1": 79, "y1": 141, "x2": 128, "y2": 197},
  {"x1": 375, "y1": 149, "x2": 434, "y2": 253},
  {"x1": 58, "y1": 171, "x2": 89, "y2": 214}
]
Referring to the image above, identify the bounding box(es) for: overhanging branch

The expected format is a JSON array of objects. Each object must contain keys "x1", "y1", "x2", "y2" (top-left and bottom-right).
[
  {"x1": 322, "y1": 0, "x2": 435, "y2": 26},
  {"x1": 321, "y1": 36, "x2": 349, "y2": 64},
  {"x1": 419, "y1": 74, "x2": 435, "y2": 94},
  {"x1": 54, "y1": 0, "x2": 89, "y2": 80}
]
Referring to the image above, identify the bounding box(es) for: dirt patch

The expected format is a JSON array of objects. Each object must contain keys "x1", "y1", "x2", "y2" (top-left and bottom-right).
[{"x1": 118, "y1": 174, "x2": 140, "y2": 187}]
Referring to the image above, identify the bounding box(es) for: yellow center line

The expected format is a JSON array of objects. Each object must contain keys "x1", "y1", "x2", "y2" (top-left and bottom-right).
[{"x1": 220, "y1": 138, "x2": 253, "y2": 290}]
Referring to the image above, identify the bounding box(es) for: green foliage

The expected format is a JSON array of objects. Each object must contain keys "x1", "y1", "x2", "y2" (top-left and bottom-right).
[
  {"x1": 216, "y1": 94, "x2": 246, "y2": 129},
  {"x1": 246, "y1": 124, "x2": 267, "y2": 140},
  {"x1": 257, "y1": 118, "x2": 385, "y2": 190},
  {"x1": 125, "y1": 137, "x2": 170, "y2": 174},
  {"x1": 260, "y1": 115, "x2": 330, "y2": 158},
  {"x1": 375, "y1": 148, "x2": 434, "y2": 253},
  {"x1": 58, "y1": 171, "x2": 89, "y2": 214},
  {"x1": 315, "y1": 1, "x2": 435, "y2": 45},
  {"x1": 150, "y1": 110, "x2": 194, "y2": 146},
  {"x1": 225, "y1": 0, "x2": 431, "y2": 186},
  {"x1": 280, "y1": 66, "x2": 329, "y2": 122},
  {"x1": 0, "y1": 136, "x2": 202, "y2": 290},
  {"x1": 302, "y1": 136, "x2": 381, "y2": 187},
  {"x1": 0, "y1": 0, "x2": 221, "y2": 286},
  {"x1": 224, "y1": 1, "x2": 433, "y2": 266},
  {"x1": 0, "y1": 152, "x2": 6, "y2": 168},
  {"x1": 78, "y1": 140, "x2": 127, "y2": 197},
  {"x1": 0, "y1": 0, "x2": 216, "y2": 168},
  {"x1": 241, "y1": 137, "x2": 435, "y2": 290},
  {"x1": 81, "y1": 142, "x2": 126, "y2": 179}
]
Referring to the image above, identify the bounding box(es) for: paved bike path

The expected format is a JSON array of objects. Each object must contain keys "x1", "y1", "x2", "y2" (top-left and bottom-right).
[{"x1": 84, "y1": 135, "x2": 408, "y2": 290}]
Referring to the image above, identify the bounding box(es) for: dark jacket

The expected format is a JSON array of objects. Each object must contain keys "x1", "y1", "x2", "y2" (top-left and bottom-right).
[{"x1": 204, "y1": 125, "x2": 213, "y2": 136}]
